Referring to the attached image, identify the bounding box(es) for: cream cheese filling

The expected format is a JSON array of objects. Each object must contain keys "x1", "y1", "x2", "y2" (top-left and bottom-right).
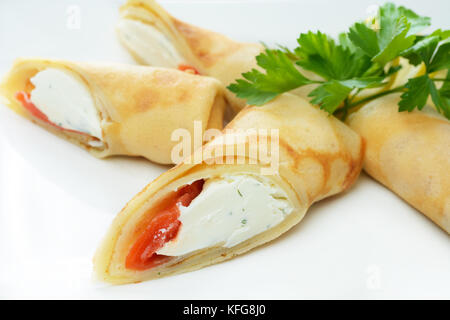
[
  {"x1": 29, "y1": 68, "x2": 103, "y2": 145},
  {"x1": 116, "y1": 18, "x2": 185, "y2": 68},
  {"x1": 157, "y1": 174, "x2": 293, "y2": 256}
]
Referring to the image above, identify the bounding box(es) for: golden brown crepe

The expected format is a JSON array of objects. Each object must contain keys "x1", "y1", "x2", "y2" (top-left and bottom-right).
[
  {"x1": 347, "y1": 93, "x2": 450, "y2": 233},
  {"x1": 117, "y1": 0, "x2": 264, "y2": 114},
  {"x1": 0, "y1": 58, "x2": 226, "y2": 164},
  {"x1": 94, "y1": 94, "x2": 364, "y2": 284},
  {"x1": 347, "y1": 59, "x2": 450, "y2": 233}
]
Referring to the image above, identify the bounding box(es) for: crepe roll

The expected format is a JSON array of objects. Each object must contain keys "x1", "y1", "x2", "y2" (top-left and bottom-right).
[
  {"x1": 347, "y1": 93, "x2": 450, "y2": 233},
  {"x1": 94, "y1": 94, "x2": 364, "y2": 283},
  {"x1": 117, "y1": 0, "x2": 264, "y2": 114},
  {"x1": 0, "y1": 58, "x2": 226, "y2": 164}
]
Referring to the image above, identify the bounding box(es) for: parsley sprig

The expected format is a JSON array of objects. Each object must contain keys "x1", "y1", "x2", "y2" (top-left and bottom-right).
[{"x1": 228, "y1": 3, "x2": 450, "y2": 120}]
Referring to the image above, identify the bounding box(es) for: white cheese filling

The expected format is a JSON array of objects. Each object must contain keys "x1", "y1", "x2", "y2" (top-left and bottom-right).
[
  {"x1": 29, "y1": 68, "x2": 103, "y2": 145},
  {"x1": 157, "y1": 174, "x2": 293, "y2": 256},
  {"x1": 117, "y1": 18, "x2": 185, "y2": 68}
]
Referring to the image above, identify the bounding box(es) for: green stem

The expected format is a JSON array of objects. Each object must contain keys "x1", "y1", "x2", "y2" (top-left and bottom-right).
[
  {"x1": 347, "y1": 86, "x2": 405, "y2": 110},
  {"x1": 432, "y1": 78, "x2": 450, "y2": 82},
  {"x1": 349, "y1": 88, "x2": 363, "y2": 104},
  {"x1": 336, "y1": 98, "x2": 351, "y2": 121}
]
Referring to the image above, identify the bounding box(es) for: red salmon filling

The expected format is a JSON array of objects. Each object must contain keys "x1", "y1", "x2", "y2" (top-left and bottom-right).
[
  {"x1": 125, "y1": 179, "x2": 204, "y2": 271},
  {"x1": 15, "y1": 91, "x2": 103, "y2": 142},
  {"x1": 177, "y1": 64, "x2": 200, "y2": 75}
]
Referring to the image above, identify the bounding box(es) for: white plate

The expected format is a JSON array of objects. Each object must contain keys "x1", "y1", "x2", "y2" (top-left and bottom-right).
[{"x1": 0, "y1": 0, "x2": 449, "y2": 299}]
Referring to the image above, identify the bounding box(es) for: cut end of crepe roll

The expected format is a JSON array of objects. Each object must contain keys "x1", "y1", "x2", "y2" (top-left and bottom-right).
[
  {"x1": 1, "y1": 62, "x2": 105, "y2": 150},
  {"x1": 15, "y1": 68, "x2": 104, "y2": 148},
  {"x1": 117, "y1": 0, "x2": 197, "y2": 71},
  {"x1": 117, "y1": 13, "x2": 201, "y2": 75},
  {"x1": 123, "y1": 175, "x2": 294, "y2": 271},
  {"x1": 0, "y1": 58, "x2": 226, "y2": 164},
  {"x1": 117, "y1": 17, "x2": 185, "y2": 69},
  {"x1": 116, "y1": 1, "x2": 206, "y2": 78},
  {"x1": 117, "y1": 0, "x2": 264, "y2": 114},
  {"x1": 94, "y1": 172, "x2": 298, "y2": 284},
  {"x1": 94, "y1": 94, "x2": 364, "y2": 284}
]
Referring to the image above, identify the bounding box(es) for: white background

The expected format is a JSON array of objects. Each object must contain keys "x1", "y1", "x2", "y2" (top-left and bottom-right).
[{"x1": 0, "y1": 0, "x2": 449, "y2": 299}]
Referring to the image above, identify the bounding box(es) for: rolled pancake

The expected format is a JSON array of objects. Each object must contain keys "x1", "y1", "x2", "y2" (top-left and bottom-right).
[
  {"x1": 117, "y1": 0, "x2": 264, "y2": 114},
  {"x1": 0, "y1": 58, "x2": 226, "y2": 164},
  {"x1": 347, "y1": 58, "x2": 450, "y2": 233},
  {"x1": 94, "y1": 94, "x2": 364, "y2": 283},
  {"x1": 347, "y1": 93, "x2": 450, "y2": 233}
]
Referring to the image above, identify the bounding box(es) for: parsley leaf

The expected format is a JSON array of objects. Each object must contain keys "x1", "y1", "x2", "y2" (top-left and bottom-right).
[
  {"x1": 399, "y1": 72, "x2": 450, "y2": 118},
  {"x1": 347, "y1": 3, "x2": 431, "y2": 66},
  {"x1": 309, "y1": 81, "x2": 352, "y2": 114},
  {"x1": 429, "y1": 79, "x2": 449, "y2": 118},
  {"x1": 228, "y1": 2, "x2": 449, "y2": 119},
  {"x1": 295, "y1": 31, "x2": 371, "y2": 80},
  {"x1": 338, "y1": 32, "x2": 362, "y2": 55},
  {"x1": 436, "y1": 69, "x2": 450, "y2": 118},
  {"x1": 401, "y1": 30, "x2": 450, "y2": 72},
  {"x1": 394, "y1": 5, "x2": 431, "y2": 36},
  {"x1": 439, "y1": 69, "x2": 450, "y2": 97},
  {"x1": 401, "y1": 35, "x2": 441, "y2": 67},
  {"x1": 348, "y1": 22, "x2": 379, "y2": 57},
  {"x1": 399, "y1": 75, "x2": 431, "y2": 111},
  {"x1": 373, "y1": 15, "x2": 415, "y2": 65},
  {"x1": 396, "y1": 26, "x2": 450, "y2": 118},
  {"x1": 429, "y1": 40, "x2": 450, "y2": 72},
  {"x1": 398, "y1": 28, "x2": 450, "y2": 118},
  {"x1": 227, "y1": 49, "x2": 313, "y2": 105},
  {"x1": 309, "y1": 78, "x2": 384, "y2": 113},
  {"x1": 227, "y1": 79, "x2": 279, "y2": 106},
  {"x1": 377, "y1": 3, "x2": 430, "y2": 37},
  {"x1": 277, "y1": 44, "x2": 300, "y2": 61},
  {"x1": 373, "y1": 3, "x2": 430, "y2": 65}
]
